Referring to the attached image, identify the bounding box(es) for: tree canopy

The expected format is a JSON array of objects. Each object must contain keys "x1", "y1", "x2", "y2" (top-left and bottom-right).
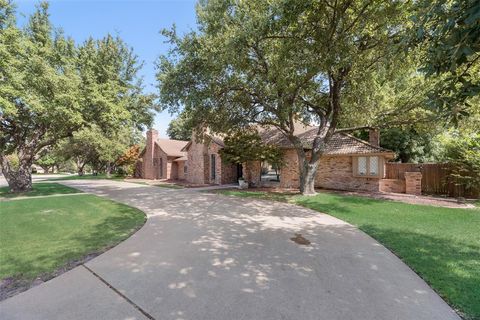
[
  {"x1": 157, "y1": 0, "x2": 435, "y2": 193},
  {"x1": 167, "y1": 113, "x2": 193, "y2": 141},
  {"x1": 219, "y1": 130, "x2": 283, "y2": 167},
  {"x1": 0, "y1": 1, "x2": 156, "y2": 191},
  {"x1": 410, "y1": 0, "x2": 480, "y2": 122}
]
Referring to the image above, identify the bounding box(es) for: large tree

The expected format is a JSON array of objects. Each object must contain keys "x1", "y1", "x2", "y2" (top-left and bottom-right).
[
  {"x1": 411, "y1": 0, "x2": 479, "y2": 121},
  {"x1": 167, "y1": 113, "x2": 193, "y2": 141},
  {"x1": 158, "y1": 0, "x2": 435, "y2": 194},
  {"x1": 0, "y1": 2, "x2": 154, "y2": 192},
  {"x1": 56, "y1": 125, "x2": 131, "y2": 176}
]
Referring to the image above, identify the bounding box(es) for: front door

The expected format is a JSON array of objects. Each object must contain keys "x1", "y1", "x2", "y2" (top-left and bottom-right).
[{"x1": 237, "y1": 163, "x2": 243, "y2": 179}]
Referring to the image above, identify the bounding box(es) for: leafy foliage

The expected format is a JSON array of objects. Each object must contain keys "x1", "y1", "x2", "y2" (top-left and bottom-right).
[
  {"x1": 167, "y1": 113, "x2": 193, "y2": 141},
  {"x1": 356, "y1": 126, "x2": 440, "y2": 163},
  {"x1": 56, "y1": 125, "x2": 135, "y2": 175},
  {"x1": 410, "y1": 0, "x2": 480, "y2": 122},
  {"x1": 219, "y1": 130, "x2": 283, "y2": 167},
  {"x1": 0, "y1": 2, "x2": 155, "y2": 191},
  {"x1": 34, "y1": 149, "x2": 61, "y2": 173},
  {"x1": 158, "y1": 0, "x2": 422, "y2": 194},
  {"x1": 380, "y1": 128, "x2": 438, "y2": 163},
  {"x1": 439, "y1": 130, "x2": 480, "y2": 192},
  {"x1": 116, "y1": 144, "x2": 141, "y2": 176}
]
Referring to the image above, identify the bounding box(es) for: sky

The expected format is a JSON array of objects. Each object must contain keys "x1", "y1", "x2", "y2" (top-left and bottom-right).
[{"x1": 14, "y1": 0, "x2": 198, "y2": 137}]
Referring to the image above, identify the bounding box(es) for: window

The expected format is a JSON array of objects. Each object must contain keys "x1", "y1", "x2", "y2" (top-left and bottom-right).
[
  {"x1": 211, "y1": 154, "x2": 216, "y2": 180},
  {"x1": 369, "y1": 156, "x2": 379, "y2": 176},
  {"x1": 354, "y1": 156, "x2": 381, "y2": 178},
  {"x1": 358, "y1": 157, "x2": 367, "y2": 176},
  {"x1": 184, "y1": 165, "x2": 187, "y2": 174}
]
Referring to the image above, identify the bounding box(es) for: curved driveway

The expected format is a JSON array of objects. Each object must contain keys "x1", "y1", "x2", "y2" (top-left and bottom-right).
[{"x1": 0, "y1": 180, "x2": 460, "y2": 320}]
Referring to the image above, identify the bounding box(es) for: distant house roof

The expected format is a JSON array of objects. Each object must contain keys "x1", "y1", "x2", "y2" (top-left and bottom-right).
[{"x1": 155, "y1": 139, "x2": 188, "y2": 157}]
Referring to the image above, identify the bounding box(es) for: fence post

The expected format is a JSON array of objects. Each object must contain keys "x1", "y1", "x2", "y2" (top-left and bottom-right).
[{"x1": 405, "y1": 172, "x2": 422, "y2": 195}]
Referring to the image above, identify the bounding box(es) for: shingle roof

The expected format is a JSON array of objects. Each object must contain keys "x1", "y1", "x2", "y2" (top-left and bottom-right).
[
  {"x1": 259, "y1": 126, "x2": 394, "y2": 155},
  {"x1": 179, "y1": 125, "x2": 393, "y2": 156},
  {"x1": 155, "y1": 139, "x2": 188, "y2": 157},
  {"x1": 323, "y1": 133, "x2": 393, "y2": 155}
]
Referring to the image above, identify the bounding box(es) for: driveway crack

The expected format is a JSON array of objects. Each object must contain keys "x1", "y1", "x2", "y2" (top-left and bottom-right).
[{"x1": 82, "y1": 264, "x2": 156, "y2": 320}]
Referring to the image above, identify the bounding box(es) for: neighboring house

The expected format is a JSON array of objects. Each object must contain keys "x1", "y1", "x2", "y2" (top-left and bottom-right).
[
  {"x1": 139, "y1": 126, "x2": 397, "y2": 193},
  {"x1": 138, "y1": 130, "x2": 188, "y2": 180}
]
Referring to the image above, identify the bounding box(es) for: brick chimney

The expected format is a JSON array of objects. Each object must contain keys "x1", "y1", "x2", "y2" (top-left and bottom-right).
[
  {"x1": 369, "y1": 128, "x2": 380, "y2": 147},
  {"x1": 144, "y1": 129, "x2": 158, "y2": 179}
]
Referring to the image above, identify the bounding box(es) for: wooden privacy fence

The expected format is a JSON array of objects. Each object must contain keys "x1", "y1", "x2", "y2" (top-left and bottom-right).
[{"x1": 385, "y1": 163, "x2": 479, "y2": 198}]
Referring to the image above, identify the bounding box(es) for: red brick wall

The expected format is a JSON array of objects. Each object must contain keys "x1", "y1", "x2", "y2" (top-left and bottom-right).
[
  {"x1": 141, "y1": 129, "x2": 171, "y2": 180},
  {"x1": 186, "y1": 137, "x2": 238, "y2": 185},
  {"x1": 279, "y1": 149, "x2": 381, "y2": 192},
  {"x1": 221, "y1": 161, "x2": 238, "y2": 184},
  {"x1": 177, "y1": 160, "x2": 186, "y2": 180},
  {"x1": 186, "y1": 138, "x2": 208, "y2": 184},
  {"x1": 379, "y1": 179, "x2": 406, "y2": 193},
  {"x1": 405, "y1": 172, "x2": 422, "y2": 195}
]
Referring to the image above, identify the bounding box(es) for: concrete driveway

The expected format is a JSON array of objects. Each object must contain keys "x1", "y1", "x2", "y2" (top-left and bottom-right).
[{"x1": 0, "y1": 180, "x2": 460, "y2": 320}]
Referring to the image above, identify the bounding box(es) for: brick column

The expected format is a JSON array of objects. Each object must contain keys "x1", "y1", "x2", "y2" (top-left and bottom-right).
[
  {"x1": 144, "y1": 129, "x2": 158, "y2": 179},
  {"x1": 405, "y1": 172, "x2": 422, "y2": 195}
]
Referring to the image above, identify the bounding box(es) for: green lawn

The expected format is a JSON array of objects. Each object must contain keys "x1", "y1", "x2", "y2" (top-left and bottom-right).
[
  {"x1": 0, "y1": 183, "x2": 81, "y2": 198},
  {"x1": 218, "y1": 190, "x2": 480, "y2": 320},
  {"x1": 0, "y1": 192, "x2": 145, "y2": 289}
]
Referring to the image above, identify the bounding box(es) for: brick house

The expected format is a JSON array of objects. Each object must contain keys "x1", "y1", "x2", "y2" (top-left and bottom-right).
[
  {"x1": 139, "y1": 127, "x2": 399, "y2": 193},
  {"x1": 257, "y1": 126, "x2": 396, "y2": 192},
  {"x1": 138, "y1": 129, "x2": 188, "y2": 180}
]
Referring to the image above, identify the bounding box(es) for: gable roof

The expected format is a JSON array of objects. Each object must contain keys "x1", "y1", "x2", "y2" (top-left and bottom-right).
[
  {"x1": 258, "y1": 126, "x2": 394, "y2": 155},
  {"x1": 322, "y1": 133, "x2": 393, "y2": 155},
  {"x1": 181, "y1": 134, "x2": 225, "y2": 152},
  {"x1": 156, "y1": 139, "x2": 188, "y2": 157},
  {"x1": 180, "y1": 125, "x2": 393, "y2": 156}
]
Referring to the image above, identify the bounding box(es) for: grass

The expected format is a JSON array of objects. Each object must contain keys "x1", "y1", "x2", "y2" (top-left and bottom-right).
[
  {"x1": 217, "y1": 189, "x2": 480, "y2": 320},
  {"x1": 46, "y1": 173, "x2": 126, "y2": 181},
  {"x1": 0, "y1": 183, "x2": 81, "y2": 199},
  {"x1": 0, "y1": 192, "x2": 145, "y2": 291}
]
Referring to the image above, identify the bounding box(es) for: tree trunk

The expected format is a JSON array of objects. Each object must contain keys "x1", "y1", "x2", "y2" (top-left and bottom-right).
[
  {"x1": 1, "y1": 155, "x2": 33, "y2": 193},
  {"x1": 106, "y1": 162, "x2": 112, "y2": 178},
  {"x1": 297, "y1": 154, "x2": 319, "y2": 195},
  {"x1": 76, "y1": 158, "x2": 86, "y2": 176}
]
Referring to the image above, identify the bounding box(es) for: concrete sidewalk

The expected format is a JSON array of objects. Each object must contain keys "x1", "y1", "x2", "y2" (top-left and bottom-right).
[{"x1": 0, "y1": 180, "x2": 460, "y2": 320}]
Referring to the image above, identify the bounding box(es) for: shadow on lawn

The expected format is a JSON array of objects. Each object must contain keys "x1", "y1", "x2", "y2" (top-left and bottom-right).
[
  {"x1": 0, "y1": 183, "x2": 80, "y2": 198},
  {"x1": 0, "y1": 206, "x2": 146, "y2": 301}
]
